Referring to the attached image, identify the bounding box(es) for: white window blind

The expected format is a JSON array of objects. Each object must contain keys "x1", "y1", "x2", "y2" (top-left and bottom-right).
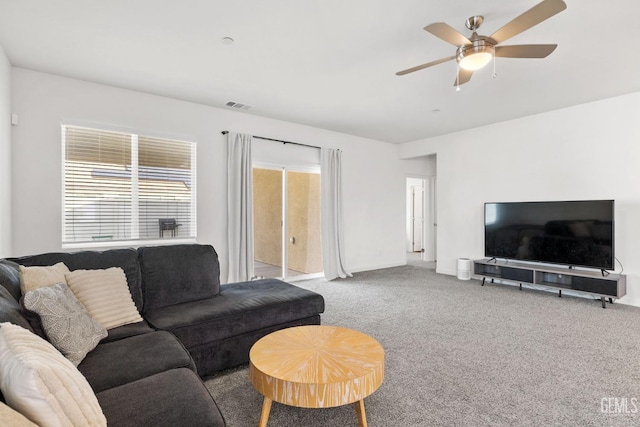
[{"x1": 63, "y1": 125, "x2": 196, "y2": 244}]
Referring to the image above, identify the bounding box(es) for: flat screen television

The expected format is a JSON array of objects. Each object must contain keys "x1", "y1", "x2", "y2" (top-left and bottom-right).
[{"x1": 484, "y1": 200, "x2": 614, "y2": 270}]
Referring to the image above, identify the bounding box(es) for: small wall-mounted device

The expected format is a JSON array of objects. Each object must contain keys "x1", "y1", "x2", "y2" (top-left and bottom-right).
[{"x1": 11, "y1": 114, "x2": 19, "y2": 126}]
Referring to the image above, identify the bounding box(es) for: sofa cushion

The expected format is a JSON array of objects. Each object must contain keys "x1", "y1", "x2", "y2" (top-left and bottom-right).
[
  {"x1": 0, "y1": 286, "x2": 32, "y2": 332},
  {"x1": 65, "y1": 267, "x2": 143, "y2": 330},
  {"x1": 77, "y1": 330, "x2": 196, "y2": 393},
  {"x1": 96, "y1": 368, "x2": 225, "y2": 427},
  {"x1": 10, "y1": 248, "x2": 143, "y2": 312},
  {"x1": 101, "y1": 320, "x2": 154, "y2": 344},
  {"x1": 144, "y1": 279, "x2": 325, "y2": 350},
  {"x1": 0, "y1": 260, "x2": 22, "y2": 301},
  {"x1": 23, "y1": 283, "x2": 107, "y2": 366},
  {"x1": 139, "y1": 244, "x2": 220, "y2": 311},
  {"x1": 190, "y1": 315, "x2": 321, "y2": 377},
  {"x1": 0, "y1": 267, "x2": 45, "y2": 338},
  {"x1": 0, "y1": 322, "x2": 106, "y2": 427}
]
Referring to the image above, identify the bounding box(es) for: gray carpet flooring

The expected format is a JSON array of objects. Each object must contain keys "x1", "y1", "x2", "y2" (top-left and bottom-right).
[{"x1": 205, "y1": 262, "x2": 640, "y2": 426}]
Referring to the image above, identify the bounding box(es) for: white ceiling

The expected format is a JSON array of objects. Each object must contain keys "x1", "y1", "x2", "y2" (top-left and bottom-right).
[{"x1": 1, "y1": 0, "x2": 639, "y2": 144}]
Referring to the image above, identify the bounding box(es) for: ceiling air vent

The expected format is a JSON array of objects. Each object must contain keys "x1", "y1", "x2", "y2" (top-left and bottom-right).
[{"x1": 225, "y1": 101, "x2": 253, "y2": 110}]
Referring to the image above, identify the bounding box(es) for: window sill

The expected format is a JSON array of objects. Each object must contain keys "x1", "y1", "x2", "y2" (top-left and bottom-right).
[{"x1": 61, "y1": 238, "x2": 197, "y2": 251}]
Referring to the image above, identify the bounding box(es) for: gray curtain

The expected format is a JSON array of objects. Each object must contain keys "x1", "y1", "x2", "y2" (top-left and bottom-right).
[
  {"x1": 320, "y1": 148, "x2": 352, "y2": 280},
  {"x1": 227, "y1": 132, "x2": 254, "y2": 282}
]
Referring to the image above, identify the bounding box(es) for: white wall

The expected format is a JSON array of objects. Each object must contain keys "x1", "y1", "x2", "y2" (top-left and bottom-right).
[
  {"x1": 10, "y1": 68, "x2": 424, "y2": 280},
  {"x1": 0, "y1": 45, "x2": 11, "y2": 257},
  {"x1": 399, "y1": 92, "x2": 640, "y2": 306}
]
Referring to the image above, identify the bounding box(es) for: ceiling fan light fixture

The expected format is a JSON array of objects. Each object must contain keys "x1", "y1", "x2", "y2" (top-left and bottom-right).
[
  {"x1": 457, "y1": 42, "x2": 495, "y2": 71},
  {"x1": 396, "y1": 0, "x2": 567, "y2": 83},
  {"x1": 459, "y1": 51, "x2": 493, "y2": 71}
]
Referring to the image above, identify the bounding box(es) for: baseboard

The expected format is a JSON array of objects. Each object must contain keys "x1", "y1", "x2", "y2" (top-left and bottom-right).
[
  {"x1": 287, "y1": 272, "x2": 324, "y2": 282},
  {"x1": 350, "y1": 261, "x2": 406, "y2": 274},
  {"x1": 436, "y1": 268, "x2": 456, "y2": 276}
]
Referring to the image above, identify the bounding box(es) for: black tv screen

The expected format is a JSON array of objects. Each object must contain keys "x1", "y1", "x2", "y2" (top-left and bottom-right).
[{"x1": 484, "y1": 200, "x2": 614, "y2": 270}]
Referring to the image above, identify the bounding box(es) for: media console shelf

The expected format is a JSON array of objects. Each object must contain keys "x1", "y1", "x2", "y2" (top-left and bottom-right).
[{"x1": 472, "y1": 259, "x2": 626, "y2": 308}]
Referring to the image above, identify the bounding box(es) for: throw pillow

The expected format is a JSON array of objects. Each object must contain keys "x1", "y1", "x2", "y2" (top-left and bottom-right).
[
  {"x1": 23, "y1": 283, "x2": 107, "y2": 366},
  {"x1": 19, "y1": 262, "x2": 70, "y2": 294},
  {"x1": 65, "y1": 267, "x2": 143, "y2": 330},
  {"x1": 0, "y1": 401, "x2": 38, "y2": 427},
  {"x1": 0, "y1": 322, "x2": 107, "y2": 427}
]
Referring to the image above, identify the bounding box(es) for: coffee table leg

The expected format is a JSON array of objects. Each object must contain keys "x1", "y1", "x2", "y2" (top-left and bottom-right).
[
  {"x1": 258, "y1": 397, "x2": 272, "y2": 427},
  {"x1": 354, "y1": 399, "x2": 367, "y2": 427}
]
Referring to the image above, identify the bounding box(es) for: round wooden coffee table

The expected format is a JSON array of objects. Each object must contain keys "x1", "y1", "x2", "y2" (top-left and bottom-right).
[{"x1": 249, "y1": 325, "x2": 385, "y2": 427}]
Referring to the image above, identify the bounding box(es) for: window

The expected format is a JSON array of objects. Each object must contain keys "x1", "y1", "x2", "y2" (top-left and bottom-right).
[{"x1": 62, "y1": 125, "x2": 196, "y2": 245}]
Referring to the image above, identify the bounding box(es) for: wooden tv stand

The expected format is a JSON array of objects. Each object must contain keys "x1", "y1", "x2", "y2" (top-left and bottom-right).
[{"x1": 472, "y1": 258, "x2": 626, "y2": 308}]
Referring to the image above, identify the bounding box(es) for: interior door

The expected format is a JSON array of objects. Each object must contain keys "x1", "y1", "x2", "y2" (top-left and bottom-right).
[{"x1": 412, "y1": 186, "x2": 424, "y2": 252}]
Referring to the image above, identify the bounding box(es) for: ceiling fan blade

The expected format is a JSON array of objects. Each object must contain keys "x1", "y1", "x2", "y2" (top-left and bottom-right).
[
  {"x1": 489, "y1": 0, "x2": 566, "y2": 45},
  {"x1": 453, "y1": 69, "x2": 473, "y2": 86},
  {"x1": 424, "y1": 23, "x2": 471, "y2": 46},
  {"x1": 396, "y1": 56, "x2": 455, "y2": 76},
  {"x1": 494, "y1": 44, "x2": 557, "y2": 58}
]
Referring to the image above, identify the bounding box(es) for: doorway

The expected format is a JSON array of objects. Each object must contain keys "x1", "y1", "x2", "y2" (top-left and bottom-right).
[
  {"x1": 406, "y1": 176, "x2": 437, "y2": 263},
  {"x1": 253, "y1": 166, "x2": 322, "y2": 279},
  {"x1": 407, "y1": 178, "x2": 424, "y2": 254}
]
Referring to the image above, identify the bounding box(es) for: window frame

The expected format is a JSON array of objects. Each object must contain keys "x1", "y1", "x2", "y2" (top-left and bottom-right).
[{"x1": 61, "y1": 123, "x2": 197, "y2": 249}]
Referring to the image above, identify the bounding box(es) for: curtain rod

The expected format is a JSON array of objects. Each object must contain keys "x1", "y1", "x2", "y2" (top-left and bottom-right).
[{"x1": 221, "y1": 131, "x2": 321, "y2": 150}]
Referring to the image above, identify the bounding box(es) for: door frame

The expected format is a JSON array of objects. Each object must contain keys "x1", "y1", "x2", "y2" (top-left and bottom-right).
[
  {"x1": 406, "y1": 175, "x2": 436, "y2": 262},
  {"x1": 425, "y1": 176, "x2": 437, "y2": 262},
  {"x1": 253, "y1": 162, "x2": 323, "y2": 281}
]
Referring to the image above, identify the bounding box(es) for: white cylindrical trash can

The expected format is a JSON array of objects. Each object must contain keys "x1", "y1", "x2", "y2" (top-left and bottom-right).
[{"x1": 457, "y1": 258, "x2": 472, "y2": 280}]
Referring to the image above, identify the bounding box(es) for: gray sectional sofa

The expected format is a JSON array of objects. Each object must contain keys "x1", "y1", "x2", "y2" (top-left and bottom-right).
[{"x1": 0, "y1": 244, "x2": 325, "y2": 426}]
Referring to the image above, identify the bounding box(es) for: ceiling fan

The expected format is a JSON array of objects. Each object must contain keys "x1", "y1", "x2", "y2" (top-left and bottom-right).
[{"x1": 396, "y1": 0, "x2": 567, "y2": 86}]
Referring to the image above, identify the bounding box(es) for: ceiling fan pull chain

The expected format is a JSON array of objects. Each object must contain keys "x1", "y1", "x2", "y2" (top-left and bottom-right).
[
  {"x1": 456, "y1": 63, "x2": 461, "y2": 92},
  {"x1": 492, "y1": 55, "x2": 497, "y2": 79}
]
